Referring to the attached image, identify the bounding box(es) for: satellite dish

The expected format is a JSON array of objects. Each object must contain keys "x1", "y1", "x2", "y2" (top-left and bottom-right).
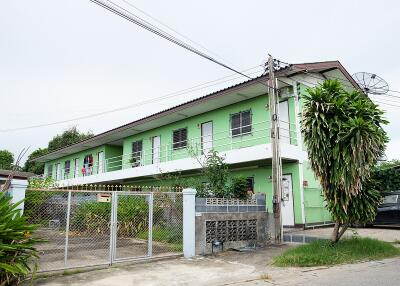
[{"x1": 352, "y1": 72, "x2": 389, "y2": 95}]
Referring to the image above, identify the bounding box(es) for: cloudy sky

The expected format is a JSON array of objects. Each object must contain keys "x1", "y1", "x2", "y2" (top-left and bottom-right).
[{"x1": 1, "y1": 0, "x2": 399, "y2": 164}]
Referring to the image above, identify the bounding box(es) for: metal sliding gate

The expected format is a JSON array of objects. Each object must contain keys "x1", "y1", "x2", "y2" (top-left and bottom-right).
[{"x1": 24, "y1": 189, "x2": 183, "y2": 272}]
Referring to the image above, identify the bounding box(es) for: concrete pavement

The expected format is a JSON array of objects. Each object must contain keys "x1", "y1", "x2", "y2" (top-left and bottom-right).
[{"x1": 28, "y1": 244, "x2": 400, "y2": 286}]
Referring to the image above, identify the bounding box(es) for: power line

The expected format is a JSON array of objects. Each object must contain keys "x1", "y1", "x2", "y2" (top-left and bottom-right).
[
  {"x1": 292, "y1": 76, "x2": 400, "y2": 108},
  {"x1": 119, "y1": 0, "x2": 234, "y2": 67},
  {"x1": 0, "y1": 66, "x2": 264, "y2": 133},
  {"x1": 90, "y1": 0, "x2": 255, "y2": 80},
  {"x1": 299, "y1": 70, "x2": 400, "y2": 99}
]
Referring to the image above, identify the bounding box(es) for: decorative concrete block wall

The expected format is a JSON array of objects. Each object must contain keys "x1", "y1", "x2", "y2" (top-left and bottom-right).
[{"x1": 194, "y1": 194, "x2": 272, "y2": 255}]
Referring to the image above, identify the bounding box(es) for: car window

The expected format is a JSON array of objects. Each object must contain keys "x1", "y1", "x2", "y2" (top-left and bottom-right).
[{"x1": 382, "y1": 195, "x2": 399, "y2": 204}]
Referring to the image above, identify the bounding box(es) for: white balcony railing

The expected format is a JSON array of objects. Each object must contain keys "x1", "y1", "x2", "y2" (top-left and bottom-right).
[{"x1": 50, "y1": 120, "x2": 298, "y2": 181}]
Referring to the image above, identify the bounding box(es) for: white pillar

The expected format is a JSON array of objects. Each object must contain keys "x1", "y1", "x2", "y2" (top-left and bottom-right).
[
  {"x1": 182, "y1": 188, "x2": 196, "y2": 258},
  {"x1": 9, "y1": 179, "x2": 28, "y2": 214}
]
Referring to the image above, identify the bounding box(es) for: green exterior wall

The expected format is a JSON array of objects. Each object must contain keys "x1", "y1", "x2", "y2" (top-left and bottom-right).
[
  {"x1": 121, "y1": 94, "x2": 280, "y2": 169},
  {"x1": 40, "y1": 87, "x2": 331, "y2": 226},
  {"x1": 105, "y1": 145, "x2": 123, "y2": 172},
  {"x1": 44, "y1": 145, "x2": 123, "y2": 180},
  {"x1": 123, "y1": 163, "x2": 304, "y2": 224}
]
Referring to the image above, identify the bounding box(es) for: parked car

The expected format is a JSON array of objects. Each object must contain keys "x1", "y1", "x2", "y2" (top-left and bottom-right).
[{"x1": 371, "y1": 191, "x2": 400, "y2": 226}]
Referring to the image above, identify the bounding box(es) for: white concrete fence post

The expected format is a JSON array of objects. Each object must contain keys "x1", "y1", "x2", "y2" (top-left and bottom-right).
[
  {"x1": 182, "y1": 188, "x2": 196, "y2": 258},
  {"x1": 8, "y1": 179, "x2": 28, "y2": 214}
]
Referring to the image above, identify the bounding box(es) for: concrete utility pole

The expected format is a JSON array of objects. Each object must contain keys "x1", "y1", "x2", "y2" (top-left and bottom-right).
[{"x1": 267, "y1": 55, "x2": 283, "y2": 244}]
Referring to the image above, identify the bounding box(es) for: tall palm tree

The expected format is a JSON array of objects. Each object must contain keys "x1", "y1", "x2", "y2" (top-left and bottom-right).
[{"x1": 301, "y1": 80, "x2": 388, "y2": 242}]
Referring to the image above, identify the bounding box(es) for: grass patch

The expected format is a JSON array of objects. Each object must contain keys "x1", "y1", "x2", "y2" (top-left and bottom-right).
[
  {"x1": 137, "y1": 227, "x2": 183, "y2": 252},
  {"x1": 273, "y1": 237, "x2": 400, "y2": 267}
]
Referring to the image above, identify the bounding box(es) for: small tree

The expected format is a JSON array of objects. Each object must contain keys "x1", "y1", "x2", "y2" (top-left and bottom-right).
[
  {"x1": 23, "y1": 148, "x2": 48, "y2": 174},
  {"x1": 203, "y1": 150, "x2": 229, "y2": 197},
  {"x1": 0, "y1": 150, "x2": 14, "y2": 170},
  {"x1": 301, "y1": 80, "x2": 388, "y2": 243},
  {"x1": 48, "y1": 126, "x2": 93, "y2": 152}
]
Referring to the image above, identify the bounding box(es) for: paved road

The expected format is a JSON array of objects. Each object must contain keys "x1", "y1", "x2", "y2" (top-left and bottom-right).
[
  {"x1": 28, "y1": 246, "x2": 400, "y2": 286},
  {"x1": 292, "y1": 259, "x2": 400, "y2": 286},
  {"x1": 285, "y1": 226, "x2": 400, "y2": 242},
  {"x1": 241, "y1": 258, "x2": 400, "y2": 286}
]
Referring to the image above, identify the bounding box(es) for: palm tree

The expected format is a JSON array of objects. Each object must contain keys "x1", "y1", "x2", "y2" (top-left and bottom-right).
[{"x1": 301, "y1": 80, "x2": 388, "y2": 243}]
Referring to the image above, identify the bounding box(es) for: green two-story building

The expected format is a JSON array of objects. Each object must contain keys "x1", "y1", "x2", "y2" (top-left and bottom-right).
[{"x1": 33, "y1": 61, "x2": 360, "y2": 227}]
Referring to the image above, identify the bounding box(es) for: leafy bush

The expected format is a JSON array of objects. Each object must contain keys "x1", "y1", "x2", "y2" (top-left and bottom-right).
[
  {"x1": 0, "y1": 193, "x2": 40, "y2": 285},
  {"x1": 203, "y1": 151, "x2": 229, "y2": 197},
  {"x1": 137, "y1": 226, "x2": 183, "y2": 251},
  {"x1": 23, "y1": 191, "x2": 54, "y2": 224},
  {"x1": 71, "y1": 196, "x2": 156, "y2": 236},
  {"x1": 227, "y1": 177, "x2": 248, "y2": 199}
]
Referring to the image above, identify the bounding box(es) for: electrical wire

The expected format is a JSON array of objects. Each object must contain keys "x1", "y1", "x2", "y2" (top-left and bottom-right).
[
  {"x1": 90, "y1": 0, "x2": 256, "y2": 81},
  {"x1": 118, "y1": 0, "x2": 234, "y2": 67},
  {"x1": 298, "y1": 70, "x2": 400, "y2": 99},
  {"x1": 0, "y1": 65, "x2": 264, "y2": 133},
  {"x1": 292, "y1": 76, "x2": 400, "y2": 108}
]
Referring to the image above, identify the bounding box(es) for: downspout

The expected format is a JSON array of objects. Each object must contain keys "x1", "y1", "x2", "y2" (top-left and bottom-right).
[{"x1": 293, "y1": 82, "x2": 306, "y2": 225}]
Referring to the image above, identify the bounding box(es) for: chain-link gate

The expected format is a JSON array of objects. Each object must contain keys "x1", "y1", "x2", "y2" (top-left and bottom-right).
[
  {"x1": 24, "y1": 188, "x2": 183, "y2": 272},
  {"x1": 112, "y1": 192, "x2": 152, "y2": 262}
]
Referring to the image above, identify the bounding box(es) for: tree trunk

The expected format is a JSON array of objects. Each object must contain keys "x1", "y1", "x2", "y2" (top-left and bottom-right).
[
  {"x1": 337, "y1": 223, "x2": 349, "y2": 241},
  {"x1": 331, "y1": 220, "x2": 340, "y2": 243}
]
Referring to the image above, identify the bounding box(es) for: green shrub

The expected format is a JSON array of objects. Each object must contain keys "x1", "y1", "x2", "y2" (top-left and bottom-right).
[
  {"x1": 227, "y1": 177, "x2": 248, "y2": 199},
  {"x1": 0, "y1": 193, "x2": 40, "y2": 285},
  {"x1": 23, "y1": 191, "x2": 54, "y2": 224},
  {"x1": 71, "y1": 196, "x2": 154, "y2": 236},
  {"x1": 137, "y1": 226, "x2": 183, "y2": 251}
]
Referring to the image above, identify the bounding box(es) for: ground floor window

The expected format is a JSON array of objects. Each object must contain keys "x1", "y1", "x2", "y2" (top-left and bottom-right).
[{"x1": 246, "y1": 177, "x2": 255, "y2": 194}]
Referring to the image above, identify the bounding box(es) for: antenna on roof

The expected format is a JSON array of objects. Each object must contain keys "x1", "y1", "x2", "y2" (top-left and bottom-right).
[
  {"x1": 352, "y1": 72, "x2": 389, "y2": 95},
  {"x1": 352, "y1": 72, "x2": 389, "y2": 162}
]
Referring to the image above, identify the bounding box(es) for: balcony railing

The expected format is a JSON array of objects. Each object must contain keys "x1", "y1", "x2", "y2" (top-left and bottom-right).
[{"x1": 50, "y1": 120, "x2": 298, "y2": 181}]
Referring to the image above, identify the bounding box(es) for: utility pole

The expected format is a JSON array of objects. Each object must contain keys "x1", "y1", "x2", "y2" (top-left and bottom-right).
[{"x1": 267, "y1": 55, "x2": 282, "y2": 244}]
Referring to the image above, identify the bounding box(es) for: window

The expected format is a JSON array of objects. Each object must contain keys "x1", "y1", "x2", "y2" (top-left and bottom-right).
[
  {"x1": 64, "y1": 160, "x2": 71, "y2": 179},
  {"x1": 382, "y1": 194, "x2": 399, "y2": 204},
  {"x1": 47, "y1": 164, "x2": 53, "y2": 178},
  {"x1": 131, "y1": 140, "x2": 143, "y2": 167},
  {"x1": 55, "y1": 163, "x2": 61, "y2": 180},
  {"x1": 230, "y1": 110, "x2": 252, "y2": 137},
  {"x1": 173, "y1": 128, "x2": 187, "y2": 150},
  {"x1": 83, "y1": 154, "x2": 93, "y2": 176},
  {"x1": 246, "y1": 177, "x2": 255, "y2": 193},
  {"x1": 74, "y1": 158, "x2": 80, "y2": 178}
]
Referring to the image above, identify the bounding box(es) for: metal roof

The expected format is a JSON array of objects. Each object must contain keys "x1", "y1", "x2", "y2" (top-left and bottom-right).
[{"x1": 0, "y1": 169, "x2": 35, "y2": 179}]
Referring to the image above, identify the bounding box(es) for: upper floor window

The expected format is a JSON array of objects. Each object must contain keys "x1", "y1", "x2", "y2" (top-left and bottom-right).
[
  {"x1": 64, "y1": 160, "x2": 71, "y2": 179},
  {"x1": 230, "y1": 110, "x2": 252, "y2": 137},
  {"x1": 83, "y1": 154, "x2": 93, "y2": 176},
  {"x1": 47, "y1": 164, "x2": 53, "y2": 178},
  {"x1": 173, "y1": 128, "x2": 187, "y2": 150},
  {"x1": 131, "y1": 140, "x2": 143, "y2": 167}
]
